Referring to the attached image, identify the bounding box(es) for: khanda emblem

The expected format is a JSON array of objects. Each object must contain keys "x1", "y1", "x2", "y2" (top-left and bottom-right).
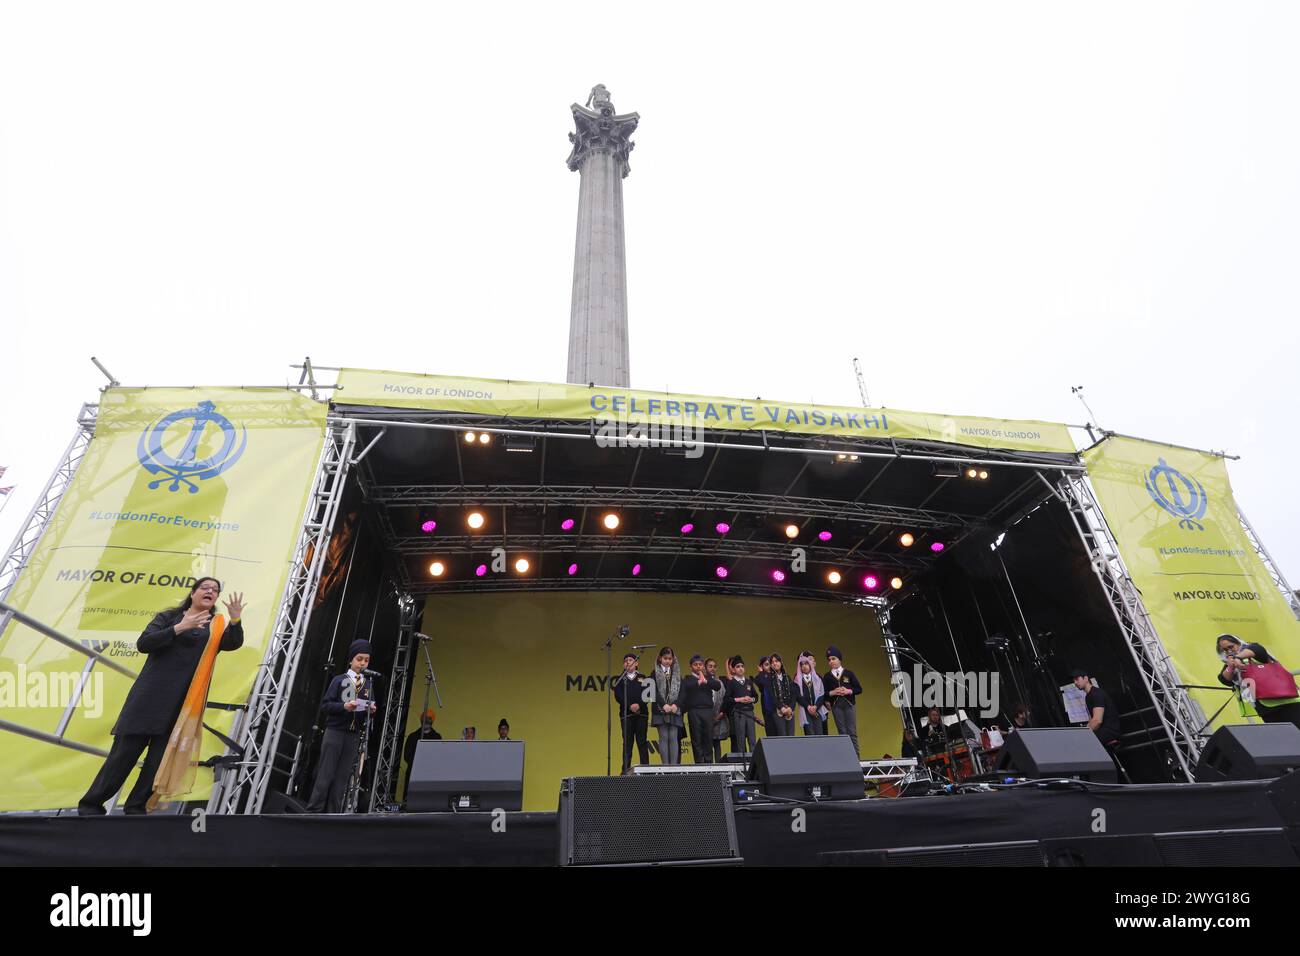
[
  {"x1": 137, "y1": 400, "x2": 247, "y2": 493},
  {"x1": 1144, "y1": 457, "x2": 1208, "y2": 531}
]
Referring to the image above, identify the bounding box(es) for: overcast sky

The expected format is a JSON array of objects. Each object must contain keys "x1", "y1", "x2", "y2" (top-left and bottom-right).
[{"x1": 1, "y1": 2, "x2": 1297, "y2": 577}]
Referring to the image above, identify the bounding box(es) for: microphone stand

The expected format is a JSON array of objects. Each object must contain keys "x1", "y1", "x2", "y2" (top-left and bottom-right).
[
  {"x1": 602, "y1": 625, "x2": 630, "y2": 776},
  {"x1": 892, "y1": 635, "x2": 977, "y2": 785},
  {"x1": 418, "y1": 635, "x2": 443, "y2": 716},
  {"x1": 346, "y1": 676, "x2": 376, "y2": 813}
]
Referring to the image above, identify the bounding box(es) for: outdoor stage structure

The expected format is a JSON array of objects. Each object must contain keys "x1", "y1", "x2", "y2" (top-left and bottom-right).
[{"x1": 2, "y1": 363, "x2": 1299, "y2": 826}]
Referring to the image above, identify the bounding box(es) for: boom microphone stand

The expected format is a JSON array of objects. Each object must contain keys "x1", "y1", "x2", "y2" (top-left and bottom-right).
[
  {"x1": 891, "y1": 633, "x2": 979, "y2": 783},
  {"x1": 603, "y1": 625, "x2": 630, "y2": 776}
]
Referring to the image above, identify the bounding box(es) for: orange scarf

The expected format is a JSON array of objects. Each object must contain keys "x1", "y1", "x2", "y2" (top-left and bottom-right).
[{"x1": 146, "y1": 614, "x2": 225, "y2": 810}]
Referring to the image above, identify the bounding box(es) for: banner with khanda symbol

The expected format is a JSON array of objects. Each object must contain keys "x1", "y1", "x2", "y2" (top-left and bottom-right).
[
  {"x1": 1084, "y1": 436, "x2": 1300, "y2": 728},
  {"x1": 0, "y1": 388, "x2": 326, "y2": 811}
]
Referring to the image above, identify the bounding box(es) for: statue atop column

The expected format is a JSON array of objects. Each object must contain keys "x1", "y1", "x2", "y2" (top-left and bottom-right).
[
  {"x1": 585, "y1": 83, "x2": 612, "y2": 112},
  {"x1": 566, "y1": 84, "x2": 639, "y2": 178}
]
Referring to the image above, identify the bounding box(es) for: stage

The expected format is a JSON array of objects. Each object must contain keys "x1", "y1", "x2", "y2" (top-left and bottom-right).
[{"x1": 6, "y1": 774, "x2": 1299, "y2": 867}]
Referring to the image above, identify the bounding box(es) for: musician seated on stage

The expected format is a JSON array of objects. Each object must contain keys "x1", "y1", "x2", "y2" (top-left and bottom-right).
[
  {"x1": 1000, "y1": 702, "x2": 1031, "y2": 734},
  {"x1": 916, "y1": 707, "x2": 959, "y2": 753}
]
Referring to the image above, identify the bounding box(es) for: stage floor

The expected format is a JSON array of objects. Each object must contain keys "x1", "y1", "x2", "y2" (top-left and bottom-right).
[{"x1": 4, "y1": 776, "x2": 1300, "y2": 866}]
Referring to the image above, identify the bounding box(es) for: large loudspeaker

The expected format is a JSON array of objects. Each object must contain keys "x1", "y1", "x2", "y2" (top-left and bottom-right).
[
  {"x1": 558, "y1": 775, "x2": 741, "y2": 866},
  {"x1": 1195, "y1": 723, "x2": 1300, "y2": 781},
  {"x1": 407, "y1": 740, "x2": 524, "y2": 811},
  {"x1": 994, "y1": 728, "x2": 1117, "y2": 783},
  {"x1": 747, "y1": 735, "x2": 865, "y2": 801}
]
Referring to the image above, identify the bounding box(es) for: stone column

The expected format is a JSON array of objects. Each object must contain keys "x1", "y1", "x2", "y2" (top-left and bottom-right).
[{"x1": 566, "y1": 85, "x2": 638, "y2": 388}]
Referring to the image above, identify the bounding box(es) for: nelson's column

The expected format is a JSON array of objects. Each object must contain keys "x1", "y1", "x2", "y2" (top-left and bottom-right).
[{"x1": 565, "y1": 84, "x2": 638, "y2": 388}]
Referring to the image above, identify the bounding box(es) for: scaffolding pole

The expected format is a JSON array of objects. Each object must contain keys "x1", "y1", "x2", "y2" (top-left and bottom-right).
[
  {"x1": 368, "y1": 592, "x2": 417, "y2": 811},
  {"x1": 210, "y1": 417, "x2": 356, "y2": 814},
  {"x1": 1057, "y1": 472, "x2": 1206, "y2": 780}
]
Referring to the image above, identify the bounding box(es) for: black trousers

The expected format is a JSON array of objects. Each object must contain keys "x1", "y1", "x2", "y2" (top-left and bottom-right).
[
  {"x1": 1258, "y1": 702, "x2": 1300, "y2": 729},
  {"x1": 308, "y1": 728, "x2": 360, "y2": 813},
  {"x1": 79, "y1": 733, "x2": 169, "y2": 815},
  {"x1": 620, "y1": 713, "x2": 650, "y2": 771},
  {"x1": 687, "y1": 708, "x2": 715, "y2": 764},
  {"x1": 768, "y1": 713, "x2": 795, "y2": 736}
]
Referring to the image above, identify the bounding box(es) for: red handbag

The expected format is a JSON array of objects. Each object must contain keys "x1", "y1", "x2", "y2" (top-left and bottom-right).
[{"x1": 1243, "y1": 661, "x2": 1299, "y2": 701}]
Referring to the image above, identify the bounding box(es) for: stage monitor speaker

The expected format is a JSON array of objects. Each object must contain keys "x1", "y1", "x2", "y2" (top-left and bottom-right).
[
  {"x1": 1194, "y1": 723, "x2": 1300, "y2": 782},
  {"x1": 1041, "y1": 834, "x2": 1164, "y2": 866},
  {"x1": 993, "y1": 728, "x2": 1117, "y2": 783},
  {"x1": 1155, "y1": 828, "x2": 1298, "y2": 866},
  {"x1": 407, "y1": 740, "x2": 524, "y2": 811},
  {"x1": 558, "y1": 774, "x2": 741, "y2": 866},
  {"x1": 747, "y1": 735, "x2": 865, "y2": 801}
]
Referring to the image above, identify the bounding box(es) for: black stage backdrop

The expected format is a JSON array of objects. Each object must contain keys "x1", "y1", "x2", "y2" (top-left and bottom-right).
[{"x1": 890, "y1": 496, "x2": 1180, "y2": 781}]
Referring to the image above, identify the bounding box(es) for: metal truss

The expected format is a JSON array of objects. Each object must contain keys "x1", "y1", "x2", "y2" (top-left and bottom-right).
[
  {"x1": 861, "y1": 757, "x2": 919, "y2": 781},
  {"x1": 1236, "y1": 506, "x2": 1300, "y2": 622},
  {"x1": 210, "y1": 418, "x2": 357, "y2": 814},
  {"x1": 389, "y1": 533, "x2": 935, "y2": 570},
  {"x1": 367, "y1": 484, "x2": 980, "y2": 531},
  {"x1": 404, "y1": 575, "x2": 889, "y2": 605},
  {"x1": 368, "y1": 593, "x2": 417, "y2": 811},
  {"x1": 1057, "y1": 472, "x2": 1206, "y2": 779},
  {"x1": 0, "y1": 404, "x2": 99, "y2": 619},
  {"x1": 876, "y1": 606, "x2": 916, "y2": 737},
  {"x1": 338, "y1": 407, "x2": 1082, "y2": 468}
]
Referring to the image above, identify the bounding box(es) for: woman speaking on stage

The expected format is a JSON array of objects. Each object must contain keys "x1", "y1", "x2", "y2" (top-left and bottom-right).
[{"x1": 78, "y1": 577, "x2": 245, "y2": 815}]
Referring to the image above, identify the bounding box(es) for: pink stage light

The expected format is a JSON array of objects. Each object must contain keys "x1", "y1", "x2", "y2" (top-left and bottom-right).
[
  {"x1": 680, "y1": 523, "x2": 695, "y2": 534},
  {"x1": 631, "y1": 563, "x2": 642, "y2": 576},
  {"x1": 930, "y1": 542, "x2": 945, "y2": 552},
  {"x1": 715, "y1": 522, "x2": 730, "y2": 534},
  {"x1": 567, "y1": 563, "x2": 578, "y2": 576},
  {"x1": 421, "y1": 520, "x2": 437, "y2": 534},
  {"x1": 475, "y1": 564, "x2": 487, "y2": 577},
  {"x1": 561, "y1": 518, "x2": 576, "y2": 531},
  {"x1": 715, "y1": 566, "x2": 729, "y2": 579},
  {"x1": 771, "y1": 569, "x2": 786, "y2": 583},
  {"x1": 863, "y1": 575, "x2": 879, "y2": 590},
  {"x1": 818, "y1": 530, "x2": 832, "y2": 541}
]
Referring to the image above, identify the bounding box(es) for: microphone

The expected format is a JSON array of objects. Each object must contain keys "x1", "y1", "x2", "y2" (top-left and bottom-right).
[
  {"x1": 416, "y1": 633, "x2": 432, "y2": 642},
  {"x1": 618, "y1": 625, "x2": 630, "y2": 639},
  {"x1": 632, "y1": 643, "x2": 655, "y2": 650},
  {"x1": 363, "y1": 668, "x2": 385, "y2": 677}
]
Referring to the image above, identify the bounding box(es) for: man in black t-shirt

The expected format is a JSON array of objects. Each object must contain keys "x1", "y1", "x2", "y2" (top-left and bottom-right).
[{"x1": 1069, "y1": 668, "x2": 1122, "y2": 752}]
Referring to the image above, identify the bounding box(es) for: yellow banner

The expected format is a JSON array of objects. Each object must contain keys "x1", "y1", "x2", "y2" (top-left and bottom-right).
[
  {"x1": 1083, "y1": 436, "x2": 1300, "y2": 727},
  {"x1": 336, "y1": 368, "x2": 1077, "y2": 455},
  {"x1": 403, "y1": 591, "x2": 898, "y2": 810},
  {"x1": 0, "y1": 388, "x2": 327, "y2": 811}
]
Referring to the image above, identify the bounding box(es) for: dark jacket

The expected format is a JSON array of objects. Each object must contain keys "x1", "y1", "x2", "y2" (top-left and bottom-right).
[
  {"x1": 753, "y1": 672, "x2": 774, "y2": 714},
  {"x1": 794, "y1": 673, "x2": 822, "y2": 710},
  {"x1": 613, "y1": 672, "x2": 650, "y2": 719},
  {"x1": 680, "y1": 674, "x2": 722, "y2": 711},
  {"x1": 822, "y1": 668, "x2": 862, "y2": 707},
  {"x1": 321, "y1": 671, "x2": 382, "y2": 732},
  {"x1": 768, "y1": 672, "x2": 796, "y2": 711},
  {"x1": 113, "y1": 608, "x2": 244, "y2": 736},
  {"x1": 403, "y1": 726, "x2": 443, "y2": 767},
  {"x1": 918, "y1": 719, "x2": 955, "y2": 753},
  {"x1": 724, "y1": 676, "x2": 758, "y2": 715}
]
